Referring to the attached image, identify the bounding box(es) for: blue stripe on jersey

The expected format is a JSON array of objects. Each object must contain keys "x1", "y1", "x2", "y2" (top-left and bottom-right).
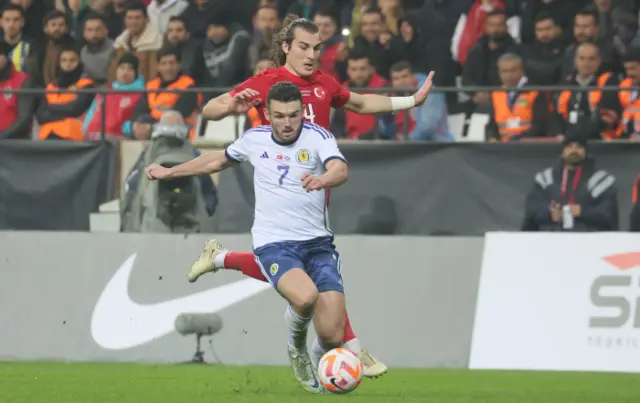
[{"x1": 303, "y1": 121, "x2": 334, "y2": 140}]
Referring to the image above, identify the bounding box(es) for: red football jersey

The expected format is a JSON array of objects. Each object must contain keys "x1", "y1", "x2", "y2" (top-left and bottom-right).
[{"x1": 230, "y1": 66, "x2": 351, "y2": 130}]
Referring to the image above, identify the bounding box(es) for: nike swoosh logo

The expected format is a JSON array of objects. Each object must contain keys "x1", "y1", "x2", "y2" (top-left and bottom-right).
[{"x1": 91, "y1": 254, "x2": 271, "y2": 350}]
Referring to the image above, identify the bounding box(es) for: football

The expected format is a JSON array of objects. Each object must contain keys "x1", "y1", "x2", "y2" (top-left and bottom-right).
[{"x1": 317, "y1": 348, "x2": 364, "y2": 394}]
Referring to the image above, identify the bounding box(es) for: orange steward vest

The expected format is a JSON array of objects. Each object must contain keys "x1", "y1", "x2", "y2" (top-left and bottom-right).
[
  {"x1": 39, "y1": 77, "x2": 94, "y2": 141},
  {"x1": 146, "y1": 75, "x2": 200, "y2": 139},
  {"x1": 491, "y1": 90, "x2": 538, "y2": 142},
  {"x1": 619, "y1": 78, "x2": 640, "y2": 136}
]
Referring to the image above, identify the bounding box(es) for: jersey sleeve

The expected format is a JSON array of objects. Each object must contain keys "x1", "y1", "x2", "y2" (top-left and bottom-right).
[
  {"x1": 314, "y1": 126, "x2": 347, "y2": 166},
  {"x1": 229, "y1": 74, "x2": 265, "y2": 104},
  {"x1": 225, "y1": 134, "x2": 251, "y2": 163},
  {"x1": 326, "y1": 75, "x2": 351, "y2": 109}
]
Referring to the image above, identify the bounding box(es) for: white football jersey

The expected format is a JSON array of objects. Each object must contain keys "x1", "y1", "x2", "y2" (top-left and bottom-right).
[{"x1": 225, "y1": 121, "x2": 346, "y2": 248}]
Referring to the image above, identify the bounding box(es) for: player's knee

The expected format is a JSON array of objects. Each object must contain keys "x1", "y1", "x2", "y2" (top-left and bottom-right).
[
  {"x1": 319, "y1": 330, "x2": 344, "y2": 351},
  {"x1": 289, "y1": 289, "x2": 318, "y2": 317}
]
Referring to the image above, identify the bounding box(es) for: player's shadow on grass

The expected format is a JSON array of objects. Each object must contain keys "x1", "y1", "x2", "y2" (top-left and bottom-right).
[{"x1": 354, "y1": 196, "x2": 400, "y2": 235}]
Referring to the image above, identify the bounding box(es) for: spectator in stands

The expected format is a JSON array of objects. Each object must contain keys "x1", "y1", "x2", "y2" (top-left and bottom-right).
[
  {"x1": 619, "y1": 47, "x2": 640, "y2": 137},
  {"x1": 352, "y1": 7, "x2": 406, "y2": 80},
  {"x1": 1, "y1": 4, "x2": 32, "y2": 73},
  {"x1": 27, "y1": 10, "x2": 72, "y2": 87},
  {"x1": 133, "y1": 46, "x2": 199, "y2": 136},
  {"x1": 519, "y1": 0, "x2": 584, "y2": 45},
  {"x1": 0, "y1": 41, "x2": 33, "y2": 139},
  {"x1": 485, "y1": 53, "x2": 549, "y2": 142},
  {"x1": 377, "y1": 0, "x2": 404, "y2": 36},
  {"x1": 630, "y1": 174, "x2": 640, "y2": 231},
  {"x1": 201, "y1": 16, "x2": 250, "y2": 102},
  {"x1": 331, "y1": 51, "x2": 390, "y2": 140},
  {"x1": 254, "y1": 54, "x2": 271, "y2": 75},
  {"x1": 248, "y1": 6, "x2": 279, "y2": 73},
  {"x1": 36, "y1": 42, "x2": 95, "y2": 141},
  {"x1": 562, "y1": 8, "x2": 621, "y2": 79},
  {"x1": 523, "y1": 130, "x2": 618, "y2": 232},
  {"x1": 147, "y1": 0, "x2": 188, "y2": 36},
  {"x1": 165, "y1": 16, "x2": 203, "y2": 83},
  {"x1": 103, "y1": 0, "x2": 128, "y2": 39},
  {"x1": 520, "y1": 12, "x2": 567, "y2": 85},
  {"x1": 593, "y1": 0, "x2": 636, "y2": 57},
  {"x1": 286, "y1": 0, "x2": 322, "y2": 20},
  {"x1": 397, "y1": 12, "x2": 428, "y2": 75},
  {"x1": 6, "y1": 0, "x2": 51, "y2": 42},
  {"x1": 384, "y1": 61, "x2": 453, "y2": 142},
  {"x1": 462, "y1": 10, "x2": 519, "y2": 114},
  {"x1": 109, "y1": 2, "x2": 163, "y2": 82},
  {"x1": 180, "y1": 0, "x2": 228, "y2": 40},
  {"x1": 131, "y1": 113, "x2": 155, "y2": 139},
  {"x1": 83, "y1": 52, "x2": 144, "y2": 140},
  {"x1": 314, "y1": 8, "x2": 347, "y2": 82},
  {"x1": 451, "y1": 0, "x2": 518, "y2": 65},
  {"x1": 244, "y1": 55, "x2": 271, "y2": 131},
  {"x1": 552, "y1": 42, "x2": 622, "y2": 140},
  {"x1": 81, "y1": 13, "x2": 113, "y2": 85}
]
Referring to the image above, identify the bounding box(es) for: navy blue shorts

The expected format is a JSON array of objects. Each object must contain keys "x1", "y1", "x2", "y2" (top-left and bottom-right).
[{"x1": 253, "y1": 236, "x2": 344, "y2": 293}]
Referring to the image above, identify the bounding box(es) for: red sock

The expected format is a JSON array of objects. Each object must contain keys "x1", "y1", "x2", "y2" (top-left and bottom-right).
[
  {"x1": 223, "y1": 252, "x2": 268, "y2": 283},
  {"x1": 343, "y1": 312, "x2": 357, "y2": 343}
]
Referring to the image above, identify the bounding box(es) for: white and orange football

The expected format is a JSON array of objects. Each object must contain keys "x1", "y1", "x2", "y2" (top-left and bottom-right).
[{"x1": 317, "y1": 348, "x2": 364, "y2": 394}]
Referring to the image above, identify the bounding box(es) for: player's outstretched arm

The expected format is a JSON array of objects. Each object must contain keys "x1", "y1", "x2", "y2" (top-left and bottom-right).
[
  {"x1": 202, "y1": 89, "x2": 261, "y2": 121},
  {"x1": 343, "y1": 71, "x2": 435, "y2": 114},
  {"x1": 302, "y1": 159, "x2": 349, "y2": 192},
  {"x1": 145, "y1": 151, "x2": 235, "y2": 180}
]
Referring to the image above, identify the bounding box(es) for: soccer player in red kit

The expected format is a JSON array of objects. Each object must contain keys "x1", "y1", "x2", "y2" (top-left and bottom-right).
[{"x1": 190, "y1": 17, "x2": 434, "y2": 378}]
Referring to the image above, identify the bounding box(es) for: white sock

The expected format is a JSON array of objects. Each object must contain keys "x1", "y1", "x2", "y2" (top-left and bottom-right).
[
  {"x1": 212, "y1": 251, "x2": 227, "y2": 268},
  {"x1": 342, "y1": 338, "x2": 362, "y2": 354},
  {"x1": 285, "y1": 305, "x2": 311, "y2": 350},
  {"x1": 311, "y1": 337, "x2": 329, "y2": 370}
]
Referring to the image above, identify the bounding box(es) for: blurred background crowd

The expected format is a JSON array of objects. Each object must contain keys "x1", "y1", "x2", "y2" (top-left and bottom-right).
[{"x1": 3, "y1": 0, "x2": 640, "y2": 143}]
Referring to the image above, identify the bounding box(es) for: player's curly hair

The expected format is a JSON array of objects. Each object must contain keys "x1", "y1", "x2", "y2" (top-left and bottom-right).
[{"x1": 270, "y1": 14, "x2": 319, "y2": 67}]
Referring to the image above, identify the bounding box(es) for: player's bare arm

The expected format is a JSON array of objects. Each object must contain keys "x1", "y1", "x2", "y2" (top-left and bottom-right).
[
  {"x1": 343, "y1": 71, "x2": 435, "y2": 114},
  {"x1": 145, "y1": 150, "x2": 236, "y2": 180},
  {"x1": 202, "y1": 89, "x2": 262, "y2": 121},
  {"x1": 301, "y1": 159, "x2": 348, "y2": 191}
]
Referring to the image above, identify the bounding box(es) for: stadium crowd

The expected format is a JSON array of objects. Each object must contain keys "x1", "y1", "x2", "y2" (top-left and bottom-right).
[{"x1": 2, "y1": 0, "x2": 640, "y2": 142}]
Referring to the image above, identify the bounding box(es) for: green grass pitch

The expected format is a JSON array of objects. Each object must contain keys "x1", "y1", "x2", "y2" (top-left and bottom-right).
[{"x1": 1, "y1": 362, "x2": 639, "y2": 403}]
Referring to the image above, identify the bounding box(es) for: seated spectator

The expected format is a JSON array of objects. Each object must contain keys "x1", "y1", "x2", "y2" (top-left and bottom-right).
[
  {"x1": 377, "y1": 0, "x2": 404, "y2": 36},
  {"x1": 103, "y1": 0, "x2": 128, "y2": 40},
  {"x1": 485, "y1": 53, "x2": 550, "y2": 142},
  {"x1": 523, "y1": 130, "x2": 618, "y2": 232},
  {"x1": 180, "y1": 0, "x2": 229, "y2": 40},
  {"x1": 201, "y1": 16, "x2": 251, "y2": 102},
  {"x1": 147, "y1": 0, "x2": 188, "y2": 36},
  {"x1": 132, "y1": 46, "x2": 199, "y2": 137},
  {"x1": 131, "y1": 113, "x2": 156, "y2": 140},
  {"x1": 331, "y1": 51, "x2": 390, "y2": 140},
  {"x1": 27, "y1": 10, "x2": 73, "y2": 87},
  {"x1": 10, "y1": 0, "x2": 52, "y2": 43},
  {"x1": 36, "y1": 43, "x2": 95, "y2": 141},
  {"x1": 314, "y1": 8, "x2": 346, "y2": 82},
  {"x1": 352, "y1": 7, "x2": 406, "y2": 80},
  {"x1": 519, "y1": 0, "x2": 581, "y2": 45},
  {"x1": 248, "y1": 5, "x2": 280, "y2": 74},
  {"x1": 286, "y1": 0, "x2": 323, "y2": 20},
  {"x1": 593, "y1": 0, "x2": 636, "y2": 57},
  {"x1": 551, "y1": 42, "x2": 622, "y2": 140},
  {"x1": 462, "y1": 10, "x2": 519, "y2": 115},
  {"x1": 520, "y1": 12, "x2": 567, "y2": 85},
  {"x1": 81, "y1": 13, "x2": 114, "y2": 85},
  {"x1": 109, "y1": 1, "x2": 163, "y2": 83},
  {"x1": 0, "y1": 41, "x2": 34, "y2": 139},
  {"x1": 244, "y1": 55, "x2": 271, "y2": 131},
  {"x1": 562, "y1": 8, "x2": 621, "y2": 79},
  {"x1": 631, "y1": 174, "x2": 640, "y2": 231},
  {"x1": 165, "y1": 16, "x2": 204, "y2": 84},
  {"x1": 2, "y1": 4, "x2": 33, "y2": 73},
  {"x1": 385, "y1": 61, "x2": 454, "y2": 142},
  {"x1": 620, "y1": 48, "x2": 640, "y2": 137},
  {"x1": 83, "y1": 52, "x2": 145, "y2": 140}
]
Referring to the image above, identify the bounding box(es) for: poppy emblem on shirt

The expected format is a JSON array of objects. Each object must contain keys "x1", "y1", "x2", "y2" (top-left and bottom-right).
[
  {"x1": 313, "y1": 87, "x2": 326, "y2": 100},
  {"x1": 296, "y1": 149, "x2": 311, "y2": 164}
]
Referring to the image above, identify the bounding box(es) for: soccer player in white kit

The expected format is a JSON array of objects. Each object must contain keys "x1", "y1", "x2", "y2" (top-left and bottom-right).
[{"x1": 145, "y1": 81, "x2": 349, "y2": 394}]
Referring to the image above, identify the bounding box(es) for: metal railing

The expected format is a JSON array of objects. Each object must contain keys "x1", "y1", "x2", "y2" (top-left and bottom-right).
[{"x1": 10, "y1": 84, "x2": 638, "y2": 142}]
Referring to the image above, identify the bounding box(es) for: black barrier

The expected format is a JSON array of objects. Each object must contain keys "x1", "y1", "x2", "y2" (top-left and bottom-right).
[
  {"x1": 209, "y1": 142, "x2": 640, "y2": 235},
  {"x1": 0, "y1": 140, "x2": 116, "y2": 230}
]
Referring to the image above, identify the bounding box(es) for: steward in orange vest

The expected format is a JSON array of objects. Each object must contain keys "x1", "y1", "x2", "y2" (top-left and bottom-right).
[
  {"x1": 486, "y1": 53, "x2": 550, "y2": 141},
  {"x1": 551, "y1": 43, "x2": 622, "y2": 140},
  {"x1": 132, "y1": 46, "x2": 200, "y2": 138},
  {"x1": 36, "y1": 43, "x2": 95, "y2": 141},
  {"x1": 619, "y1": 48, "x2": 640, "y2": 138},
  {"x1": 0, "y1": 41, "x2": 34, "y2": 139}
]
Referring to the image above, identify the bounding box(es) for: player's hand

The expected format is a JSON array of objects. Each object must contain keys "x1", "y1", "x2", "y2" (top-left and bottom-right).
[
  {"x1": 412, "y1": 71, "x2": 435, "y2": 106},
  {"x1": 145, "y1": 163, "x2": 172, "y2": 180},
  {"x1": 301, "y1": 173, "x2": 326, "y2": 192},
  {"x1": 228, "y1": 89, "x2": 262, "y2": 114}
]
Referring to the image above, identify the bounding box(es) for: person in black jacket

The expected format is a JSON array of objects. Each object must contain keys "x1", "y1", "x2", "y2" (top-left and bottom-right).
[
  {"x1": 523, "y1": 128, "x2": 619, "y2": 232},
  {"x1": 520, "y1": 12, "x2": 569, "y2": 85}
]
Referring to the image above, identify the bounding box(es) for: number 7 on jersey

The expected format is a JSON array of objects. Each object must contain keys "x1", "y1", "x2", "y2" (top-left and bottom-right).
[{"x1": 277, "y1": 165, "x2": 289, "y2": 185}]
